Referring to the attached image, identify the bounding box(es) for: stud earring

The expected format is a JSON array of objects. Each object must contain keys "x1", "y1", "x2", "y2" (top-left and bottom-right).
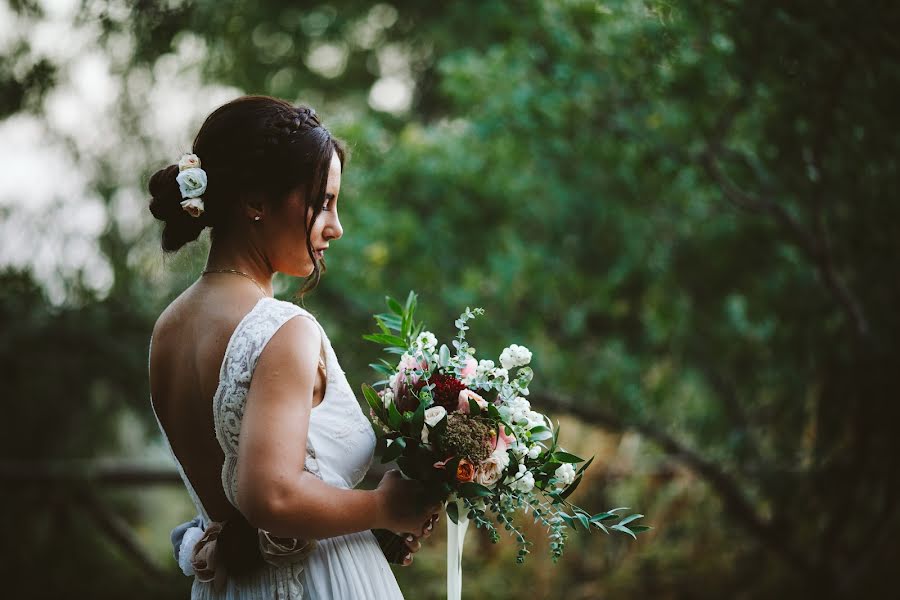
[{"x1": 253, "y1": 215, "x2": 261, "y2": 221}]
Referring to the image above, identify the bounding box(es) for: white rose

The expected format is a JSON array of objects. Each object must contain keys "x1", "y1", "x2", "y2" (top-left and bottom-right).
[
  {"x1": 499, "y1": 344, "x2": 532, "y2": 370},
  {"x1": 176, "y1": 167, "x2": 208, "y2": 199},
  {"x1": 424, "y1": 405, "x2": 446, "y2": 427},
  {"x1": 179, "y1": 197, "x2": 205, "y2": 218},
  {"x1": 178, "y1": 153, "x2": 201, "y2": 171},
  {"x1": 421, "y1": 406, "x2": 446, "y2": 444},
  {"x1": 177, "y1": 525, "x2": 204, "y2": 576}
]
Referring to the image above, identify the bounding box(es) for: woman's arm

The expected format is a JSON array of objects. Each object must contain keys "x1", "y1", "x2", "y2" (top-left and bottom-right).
[{"x1": 235, "y1": 314, "x2": 386, "y2": 539}]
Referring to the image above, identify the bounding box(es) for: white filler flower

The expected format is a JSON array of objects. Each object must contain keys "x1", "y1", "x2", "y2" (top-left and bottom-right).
[
  {"x1": 414, "y1": 331, "x2": 438, "y2": 352},
  {"x1": 553, "y1": 463, "x2": 577, "y2": 490},
  {"x1": 499, "y1": 344, "x2": 532, "y2": 370}
]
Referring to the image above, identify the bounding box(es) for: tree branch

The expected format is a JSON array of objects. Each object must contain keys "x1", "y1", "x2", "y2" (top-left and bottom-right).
[
  {"x1": 700, "y1": 97, "x2": 870, "y2": 340},
  {"x1": 530, "y1": 391, "x2": 817, "y2": 576}
]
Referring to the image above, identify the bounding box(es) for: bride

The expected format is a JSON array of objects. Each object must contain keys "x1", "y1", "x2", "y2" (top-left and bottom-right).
[{"x1": 147, "y1": 95, "x2": 440, "y2": 599}]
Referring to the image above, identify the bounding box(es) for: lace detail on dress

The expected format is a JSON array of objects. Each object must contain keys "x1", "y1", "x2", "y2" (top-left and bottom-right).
[{"x1": 212, "y1": 298, "x2": 324, "y2": 508}]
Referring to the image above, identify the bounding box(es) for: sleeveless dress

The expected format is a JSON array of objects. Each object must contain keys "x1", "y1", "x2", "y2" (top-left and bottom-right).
[{"x1": 149, "y1": 297, "x2": 405, "y2": 599}]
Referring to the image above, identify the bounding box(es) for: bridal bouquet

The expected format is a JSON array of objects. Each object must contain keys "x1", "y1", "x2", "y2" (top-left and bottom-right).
[{"x1": 362, "y1": 292, "x2": 648, "y2": 574}]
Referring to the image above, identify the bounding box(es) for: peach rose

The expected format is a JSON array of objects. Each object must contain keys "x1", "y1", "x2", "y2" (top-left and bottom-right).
[
  {"x1": 475, "y1": 455, "x2": 505, "y2": 487},
  {"x1": 258, "y1": 530, "x2": 316, "y2": 567},
  {"x1": 490, "y1": 423, "x2": 516, "y2": 454},
  {"x1": 178, "y1": 153, "x2": 201, "y2": 171},
  {"x1": 459, "y1": 357, "x2": 477, "y2": 379},
  {"x1": 434, "y1": 456, "x2": 455, "y2": 469},
  {"x1": 456, "y1": 458, "x2": 475, "y2": 483},
  {"x1": 191, "y1": 521, "x2": 226, "y2": 590},
  {"x1": 457, "y1": 389, "x2": 488, "y2": 414}
]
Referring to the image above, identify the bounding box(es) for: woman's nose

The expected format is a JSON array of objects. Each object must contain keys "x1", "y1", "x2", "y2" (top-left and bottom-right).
[{"x1": 327, "y1": 212, "x2": 343, "y2": 241}]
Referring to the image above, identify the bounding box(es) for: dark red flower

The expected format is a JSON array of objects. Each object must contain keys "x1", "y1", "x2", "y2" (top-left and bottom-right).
[{"x1": 416, "y1": 372, "x2": 467, "y2": 413}]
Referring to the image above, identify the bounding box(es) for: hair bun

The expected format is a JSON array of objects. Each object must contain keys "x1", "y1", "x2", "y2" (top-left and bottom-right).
[
  {"x1": 148, "y1": 164, "x2": 182, "y2": 221},
  {"x1": 147, "y1": 163, "x2": 206, "y2": 251}
]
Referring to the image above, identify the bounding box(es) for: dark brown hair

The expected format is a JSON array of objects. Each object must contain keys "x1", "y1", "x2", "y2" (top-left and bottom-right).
[{"x1": 148, "y1": 95, "x2": 348, "y2": 294}]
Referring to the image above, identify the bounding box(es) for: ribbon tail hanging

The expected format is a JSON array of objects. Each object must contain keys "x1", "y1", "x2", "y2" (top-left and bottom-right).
[{"x1": 446, "y1": 498, "x2": 470, "y2": 600}]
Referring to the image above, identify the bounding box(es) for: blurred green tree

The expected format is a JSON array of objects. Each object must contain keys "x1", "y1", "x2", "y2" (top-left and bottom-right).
[{"x1": 2, "y1": 0, "x2": 898, "y2": 598}]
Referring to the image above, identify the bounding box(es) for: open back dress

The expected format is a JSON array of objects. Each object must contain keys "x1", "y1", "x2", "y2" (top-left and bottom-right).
[{"x1": 150, "y1": 297, "x2": 404, "y2": 599}]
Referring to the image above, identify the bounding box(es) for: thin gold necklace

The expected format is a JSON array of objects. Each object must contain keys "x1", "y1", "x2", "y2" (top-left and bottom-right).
[{"x1": 201, "y1": 268, "x2": 271, "y2": 298}]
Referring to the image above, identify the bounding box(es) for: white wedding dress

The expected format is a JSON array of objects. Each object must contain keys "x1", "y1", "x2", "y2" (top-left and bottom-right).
[{"x1": 150, "y1": 297, "x2": 405, "y2": 599}]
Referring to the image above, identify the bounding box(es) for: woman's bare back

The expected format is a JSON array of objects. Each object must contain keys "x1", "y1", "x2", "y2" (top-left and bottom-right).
[
  {"x1": 150, "y1": 283, "x2": 256, "y2": 521},
  {"x1": 148, "y1": 281, "x2": 326, "y2": 522}
]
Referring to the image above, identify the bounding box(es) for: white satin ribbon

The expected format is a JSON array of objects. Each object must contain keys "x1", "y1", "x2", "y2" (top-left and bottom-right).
[{"x1": 446, "y1": 497, "x2": 470, "y2": 600}]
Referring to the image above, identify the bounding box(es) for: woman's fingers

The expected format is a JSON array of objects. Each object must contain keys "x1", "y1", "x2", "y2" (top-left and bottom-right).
[{"x1": 403, "y1": 534, "x2": 422, "y2": 553}]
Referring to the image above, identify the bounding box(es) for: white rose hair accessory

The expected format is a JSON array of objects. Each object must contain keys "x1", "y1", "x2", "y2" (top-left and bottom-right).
[{"x1": 175, "y1": 153, "x2": 208, "y2": 217}]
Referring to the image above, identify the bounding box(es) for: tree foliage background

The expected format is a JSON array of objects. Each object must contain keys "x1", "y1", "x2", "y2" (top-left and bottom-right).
[{"x1": 1, "y1": 1, "x2": 898, "y2": 598}]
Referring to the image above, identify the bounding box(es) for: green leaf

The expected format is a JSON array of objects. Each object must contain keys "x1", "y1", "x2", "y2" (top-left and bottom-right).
[
  {"x1": 446, "y1": 500, "x2": 458, "y2": 524},
  {"x1": 368, "y1": 362, "x2": 394, "y2": 377},
  {"x1": 559, "y1": 513, "x2": 576, "y2": 528},
  {"x1": 617, "y1": 514, "x2": 644, "y2": 527},
  {"x1": 575, "y1": 456, "x2": 595, "y2": 476},
  {"x1": 411, "y1": 397, "x2": 427, "y2": 433},
  {"x1": 552, "y1": 451, "x2": 585, "y2": 463},
  {"x1": 611, "y1": 524, "x2": 637, "y2": 540},
  {"x1": 361, "y1": 385, "x2": 384, "y2": 420},
  {"x1": 374, "y1": 313, "x2": 402, "y2": 331},
  {"x1": 630, "y1": 526, "x2": 652, "y2": 534},
  {"x1": 529, "y1": 426, "x2": 553, "y2": 441},
  {"x1": 468, "y1": 397, "x2": 482, "y2": 415},
  {"x1": 382, "y1": 438, "x2": 405, "y2": 463},
  {"x1": 559, "y1": 474, "x2": 582, "y2": 499},
  {"x1": 590, "y1": 512, "x2": 619, "y2": 523},
  {"x1": 388, "y1": 401, "x2": 403, "y2": 430},
  {"x1": 575, "y1": 512, "x2": 591, "y2": 530},
  {"x1": 363, "y1": 333, "x2": 408, "y2": 347},
  {"x1": 438, "y1": 344, "x2": 450, "y2": 367},
  {"x1": 387, "y1": 296, "x2": 404, "y2": 316},
  {"x1": 458, "y1": 482, "x2": 494, "y2": 498}
]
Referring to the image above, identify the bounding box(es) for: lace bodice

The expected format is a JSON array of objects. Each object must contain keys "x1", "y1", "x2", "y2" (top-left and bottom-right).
[{"x1": 214, "y1": 297, "x2": 376, "y2": 509}]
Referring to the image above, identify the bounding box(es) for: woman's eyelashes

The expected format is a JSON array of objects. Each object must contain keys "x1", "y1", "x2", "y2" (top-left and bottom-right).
[{"x1": 322, "y1": 193, "x2": 335, "y2": 211}]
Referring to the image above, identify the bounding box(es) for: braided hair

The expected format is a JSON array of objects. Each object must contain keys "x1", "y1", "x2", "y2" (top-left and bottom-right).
[{"x1": 148, "y1": 95, "x2": 348, "y2": 294}]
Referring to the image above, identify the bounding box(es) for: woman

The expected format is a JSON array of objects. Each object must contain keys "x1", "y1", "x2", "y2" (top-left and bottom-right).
[{"x1": 147, "y1": 95, "x2": 439, "y2": 599}]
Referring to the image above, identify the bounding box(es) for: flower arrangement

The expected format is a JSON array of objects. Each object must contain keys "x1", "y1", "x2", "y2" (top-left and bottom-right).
[
  {"x1": 176, "y1": 152, "x2": 208, "y2": 217},
  {"x1": 362, "y1": 292, "x2": 649, "y2": 566}
]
